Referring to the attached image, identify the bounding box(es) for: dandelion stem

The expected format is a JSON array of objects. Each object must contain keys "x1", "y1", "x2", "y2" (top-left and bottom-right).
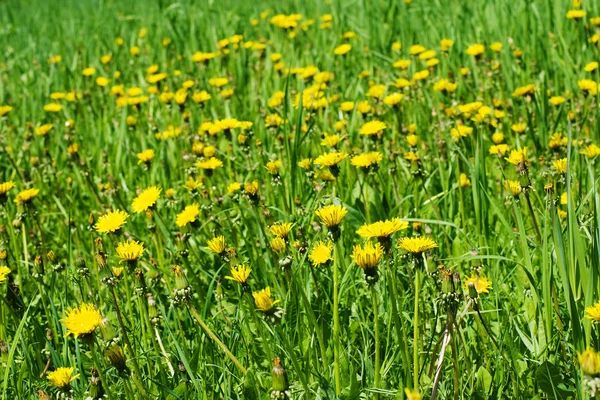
[
  {"x1": 371, "y1": 285, "x2": 381, "y2": 397},
  {"x1": 413, "y1": 265, "x2": 421, "y2": 390},
  {"x1": 333, "y1": 242, "x2": 342, "y2": 396}
]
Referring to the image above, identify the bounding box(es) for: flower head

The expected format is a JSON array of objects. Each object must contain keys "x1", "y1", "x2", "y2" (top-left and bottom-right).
[
  {"x1": 315, "y1": 204, "x2": 348, "y2": 227},
  {"x1": 505, "y1": 148, "x2": 528, "y2": 166},
  {"x1": 176, "y1": 204, "x2": 200, "y2": 227},
  {"x1": 314, "y1": 151, "x2": 348, "y2": 168},
  {"x1": 0, "y1": 266, "x2": 11, "y2": 283},
  {"x1": 269, "y1": 222, "x2": 293, "y2": 238},
  {"x1": 464, "y1": 275, "x2": 492, "y2": 295},
  {"x1": 137, "y1": 149, "x2": 155, "y2": 164},
  {"x1": 207, "y1": 236, "x2": 226, "y2": 254},
  {"x1": 397, "y1": 236, "x2": 438, "y2": 253},
  {"x1": 95, "y1": 210, "x2": 129, "y2": 233},
  {"x1": 352, "y1": 242, "x2": 384, "y2": 269},
  {"x1": 47, "y1": 367, "x2": 79, "y2": 389},
  {"x1": 253, "y1": 287, "x2": 280, "y2": 312},
  {"x1": 357, "y1": 218, "x2": 408, "y2": 239},
  {"x1": 351, "y1": 152, "x2": 383, "y2": 168},
  {"x1": 504, "y1": 180, "x2": 522, "y2": 196},
  {"x1": 116, "y1": 240, "x2": 145, "y2": 263},
  {"x1": 0, "y1": 181, "x2": 16, "y2": 196},
  {"x1": 308, "y1": 241, "x2": 333, "y2": 266},
  {"x1": 226, "y1": 264, "x2": 251, "y2": 285},
  {"x1": 579, "y1": 348, "x2": 600, "y2": 376},
  {"x1": 132, "y1": 186, "x2": 161, "y2": 213},
  {"x1": 586, "y1": 301, "x2": 600, "y2": 323},
  {"x1": 14, "y1": 188, "x2": 39, "y2": 205},
  {"x1": 61, "y1": 303, "x2": 103, "y2": 338},
  {"x1": 359, "y1": 120, "x2": 387, "y2": 136}
]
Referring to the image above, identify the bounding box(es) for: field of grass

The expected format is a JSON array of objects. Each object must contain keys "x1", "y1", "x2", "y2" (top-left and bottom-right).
[{"x1": 2, "y1": 0, "x2": 600, "y2": 398}]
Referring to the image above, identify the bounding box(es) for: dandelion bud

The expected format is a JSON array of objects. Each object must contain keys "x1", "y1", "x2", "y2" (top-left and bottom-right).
[
  {"x1": 467, "y1": 281, "x2": 478, "y2": 300},
  {"x1": 105, "y1": 344, "x2": 127, "y2": 372},
  {"x1": 47, "y1": 250, "x2": 55, "y2": 263},
  {"x1": 147, "y1": 293, "x2": 161, "y2": 325},
  {"x1": 172, "y1": 265, "x2": 192, "y2": 303},
  {"x1": 88, "y1": 212, "x2": 95, "y2": 226},
  {"x1": 88, "y1": 368, "x2": 104, "y2": 399},
  {"x1": 270, "y1": 357, "x2": 290, "y2": 399}
]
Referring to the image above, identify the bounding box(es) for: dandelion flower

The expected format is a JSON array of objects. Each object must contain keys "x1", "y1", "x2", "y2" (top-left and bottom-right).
[
  {"x1": 14, "y1": 188, "x2": 39, "y2": 205},
  {"x1": 269, "y1": 222, "x2": 293, "y2": 238},
  {"x1": 226, "y1": 264, "x2": 251, "y2": 285},
  {"x1": 315, "y1": 204, "x2": 348, "y2": 227},
  {"x1": 176, "y1": 204, "x2": 200, "y2": 227},
  {"x1": 132, "y1": 186, "x2": 161, "y2": 213},
  {"x1": 61, "y1": 303, "x2": 103, "y2": 338},
  {"x1": 0, "y1": 181, "x2": 16, "y2": 197},
  {"x1": 357, "y1": 218, "x2": 408, "y2": 239},
  {"x1": 585, "y1": 301, "x2": 600, "y2": 323},
  {"x1": 397, "y1": 236, "x2": 438, "y2": 253},
  {"x1": 207, "y1": 236, "x2": 226, "y2": 254},
  {"x1": 95, "y1": 210, "x2": 129, "y2": 233},
  {"x1": 352, "y1": 242, "x2": 384, "y2": 269},
  {"x1": 579, "y1": 348, "x2": 600, "y2": 376},
  {"x1": 0, "y1": 266, "x2": 11, "y2": 283},
  {"x1": 359, "y1": 120, "x2": 387, "y2": 136},
  {"x1": 116, "y1": 240, "x2": 145, "y2": 263},
  {"x1": 47, "y1": 367, "x2": 79, "y2": 389},
  {"x1": 253, "y1": 287, "x2": 280, "y2": 312},
  {"x1": 309, "y1": 241, "x2": 333, "y2": 266},
  {"x1": 464, "y1": 275, "x2": 492, "y2": 294}
]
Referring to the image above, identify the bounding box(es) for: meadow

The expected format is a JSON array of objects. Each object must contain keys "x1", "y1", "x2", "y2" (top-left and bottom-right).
[{"x1": 1, "y1": 0, "x2": 600, "y2": 398}]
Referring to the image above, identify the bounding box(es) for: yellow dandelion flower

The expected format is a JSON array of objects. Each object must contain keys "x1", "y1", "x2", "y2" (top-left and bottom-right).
[
  {"x1": 226, "y1": 264, "x2": 251, "y2": 285},
  {"x1": 352, "y1": 242, "x2": 384, "y2": 269},
  {"x1": 466, "y1": 43, "x2": 485, "y2": 56},
  {"x1": 35, "y1": 124, "x2": 53, "y2": 136},
  {"x1": 397, "y1": 236, "x2": 438, "y2": 253},
  {"x1": 137, "y1": 149, "x2": 155, "y2": 164},
  {"x1": 61, "y1": 303, "x2": 103, "y2": 338},
  {"x1": 269, "y1": 222, "x2": 293, "y2": 238},
  {"x1": 359, "y1": 120, "x2": 387, "y2": 136},
  {"x1": 315, "y1": 204, "x2": 348, "y2": 227},
  {"x1": 0, "y1": 266, "x2": 11, "y2": 283},
  {"x1": 14, "y1": 188, "x2": 39, "y2": 205},
  {"x1": 504, "y1": 180, "x2": 523, "y2": 196},
  {"x1": 0, "y1": 181, "x2": 16, "y2": 196},
  {"x1": 94, "y1": 210, "x2": 129, "y2": 233},
  {"x1": 404, "y1": 388, "x2": 422, "y2": 400},
  {"x1": 253, "y1": 287, "x2": 280, "y2": 312},
  {"x1": 505, "y1": 148, "x2": 528, "y2": 166},
  {"x1": 131, "y1": 186, "x2": 161, "y2": 213},
  {"x1": 309, "y1": 241, "x2": 333, "y2": 266},
  {"x1": 176, "y1": 204, "x2": 200, "y2": 227},
  {"x1": 464, "y1": 275, "x2": 492, "y2": 294},
  {"x1": 314, "y1": 151, "x2": 348, "y2": 168},
  {"x1": 552, "y1": 158, "x2": 567, "y2": 174},
  {"x1": 459, "y1": 173, "x2": 472, "y2": 188},
  {"x1": 357, "y1": 218, "x2": 408, "y2": 238},
  {"x1": 47, "y1": 367, "x2": 79, "y2": 389},
  {"x1": 116, "y1": 240, "x2": 145, "y2": 263},
  {"x1": 582, "y1": 144, "x2": 600, "y2": 158},
  {"x1": 579, "y1": 348, "x2": 600, "y2": 376},
  {"x1": 334, "y1": 43, "x2": 351, "y2": 55},
  {"x1": 351, "y1": 152, "x2": 383, "y2": 168},
  {"x1": 585, "y1": 301, "x2": 600, "y2": 323},
  {"x1": 207, "y1": 236, "x2": 226, "y2": 254},
  {"x1": 196, "y1": 157, "x2": 224, "y2": 170}
]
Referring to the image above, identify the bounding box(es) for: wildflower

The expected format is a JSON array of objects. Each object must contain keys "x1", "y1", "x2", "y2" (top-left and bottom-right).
[
  {"x1": 586, "y1": 301, "x2": 600, "y2": 323},
  {"x1": 314, "y1": 151, "x2": 348, "y2": 169},
  {"x1": 552, "y1": 158, "x2": 567, "y2": 173},
  {"x1": 0, "y1": 105, "x2": 13, "y2": 116},
  {"x1": 207, "y1": 236, "x2": 227, "y2": 255},
  {"x1": 490, "y1": 42, "x2": 503, "y2": 52},
  {"x1": 0, "y1": 266, "x2": 11, "y2": 283},
  {"x1": 227, "y1": 182, "x2": 241, "y2": 193},
  {"x1": 265, "y1": 160, "x2": 282, "y2": 175},
  {"x1": 582, "y1": 144, "x2": 600, "y2": 158},
  {"x1": 226, "y1": 264, "x2": 251, "y2": 285},
  {"x1": 47, "y1": 367, "x2": 79, "y2": 389},
  {"x1": 244, "y1": 181, "x2": 259, "y2": 196},
  {"x1": 196, "y1": 157, "x2": 224, "y2": 170},
  {"x1": 464, "y1": 275, "x2": 492, "y2": 294},
  {"x1": 14, "y1": 188, "x2": 39, "y2": 205},
  {"x1": 579, "y1": 348, "x2": 600, "y2": 376},
  {"x1": 404, "y1": 388, "x2": 422, "y2": 400},
  {"x1": 95, "y1": 210, "x2": 129, "y2": 233},
  {"x1": 176, "y1": 204, "x2": 200, "y2": 227},
  {"x1": 586, "y1": 62, "x2": 599, "y2": 72},
  {"x1": 549, "y1": 96, "x2": 566, "y2": 106},
  {"x1": 450, "y1": 125, "x2": 473, "y2": 141},
  {"x1": 137, "y1": 149, "x2": 155, "y2": 164},
  {"x1": 359, "y1": 120, "x2": 387, "y2": 137},
  {"x1": 357, "y1": 218, "x2": 408, "y2": 240},
  {"x1": 489, "y1": 144, "x2": 510, "y2": 156},
  {"x1": 315, "y1": 204, "x2": 348, "y2": 228},
  {"x1": 504, "y1": 180, "x2": 522, "y2": 196},
  {"x1": 459, "y1": 173, "x2": 472, "y2": 188},
  {"x1": 334, "y1": 44, "x2": 352, "y2": 55},
  {"x1": 61, "y1": 303, "x2": 103, "y2": 338},
  {"x1": 465, "y1": 43, "x2": 485, "y2": 56},
  {"x1": 35, "y1": 124, "x2": 53, "y2": 136},
  {"x1": 43, "y1": 103, "x2": 63, "y2": 112},
  {"x1": 82, "y1": 67, "x2": 96, "y2": 76},
  {"x1": 132, "y1": 186, "x2": 161, "y2": 213},
  {"x1": 505, "y1": 148, "x2": 528, "y2": 166},
  {"x1": 512, "y1": 84, "x2": 535, "y2": 97},
  {"x1": 566, "y1": 9, "x2": 586, "y2": 19},
  {"x1": 308, "y1": 241, "x2": 333, "y2": 266},
  {"x1": 271, "y1": 237, "x2": 287, "y2": 253},
  {"x1": 116, "y1": 240, "x2": 145, "y2": 263},
  {"x1": 351, "y1": 152, "x2": 383, "y2": 168},
  {"x1": 253, "y1": 287, "x2": 280, "y2": 312},
  {"x1": 397, "y1": 236, "x2": 438, "y2": 253},
  {"x1": 0, "y1": 181, "x2": 16, "y2": 198},
  {"x1": 269, "y1": 222, "x2": 293, "y2": 238}
]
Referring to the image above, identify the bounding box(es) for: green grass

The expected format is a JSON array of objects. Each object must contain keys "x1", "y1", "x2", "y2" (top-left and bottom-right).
[{"x1": 1, "y1": 0, "x2": 600, "y2": 398}]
